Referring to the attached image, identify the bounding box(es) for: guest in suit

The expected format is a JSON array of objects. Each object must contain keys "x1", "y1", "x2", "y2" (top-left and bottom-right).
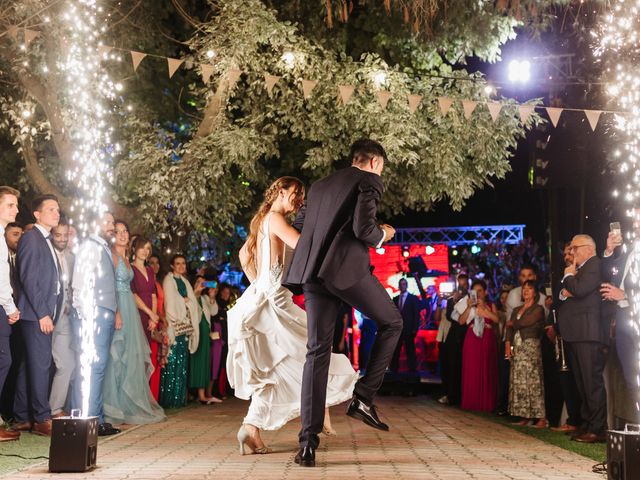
[
  {"x1": 0, "y1": 221, "x2": 23, "y2": 423},
  {"x1": 283, "y1": 138, "x2": 402, "y2": 465},
  {"x1": 601, "y1": 227, "x2": 638, "y2": 393},
  {"x1": 0, "y1": 186, "x2": 21, "y2": 442},
  {"x1": 70, "y1": 212, "x2": 121, "y2": 436},
  {"x1": 439, "y1": 273, "x2": 469, "y2": 406},
  {"x1": 559, "y1": 234, "x2": 607, "y2": 443},
  {"x1": 13, "y1": 194, "x2": 61, "y2": 436},
  {"x1": 390, "y1": 278, "x2": 420, "y2": 373},
  {"x1": 49, "y1": 219, "x2": 76, "y2": 418}
]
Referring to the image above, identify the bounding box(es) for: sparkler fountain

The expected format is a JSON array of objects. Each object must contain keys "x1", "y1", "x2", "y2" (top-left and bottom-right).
[{"x1": 49, "y1": 0, "x2": 117, "y2": 472}]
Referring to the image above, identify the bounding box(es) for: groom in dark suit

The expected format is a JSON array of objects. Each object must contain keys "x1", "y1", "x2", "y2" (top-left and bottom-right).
[{"x1": 284, "y1": 139, "x2": 402, "y2": 467}]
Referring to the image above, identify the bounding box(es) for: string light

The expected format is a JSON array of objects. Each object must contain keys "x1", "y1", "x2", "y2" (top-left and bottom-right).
[
  {"x1": 61, "y1": 0, "x2": 116, "y2": 417},
  {"x1": 598, "y1": 0, "x2": 640, "y2": 403}
]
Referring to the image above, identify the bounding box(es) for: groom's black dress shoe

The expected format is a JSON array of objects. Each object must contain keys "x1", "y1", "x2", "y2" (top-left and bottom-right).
[
  {"x1": 294, "y1": 447, "x2": 315, "y2": 467},
  {"x1": 98, "y1": 423, "x2": 121, "y2": 436},
  {"x1": 346, "y1": 396, "x2": 389, "y2": 431}
]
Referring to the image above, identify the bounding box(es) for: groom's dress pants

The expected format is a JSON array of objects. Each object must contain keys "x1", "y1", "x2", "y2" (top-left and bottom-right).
[{"x1": 300, "y1": 274, "x2": 402, "y2": 449}]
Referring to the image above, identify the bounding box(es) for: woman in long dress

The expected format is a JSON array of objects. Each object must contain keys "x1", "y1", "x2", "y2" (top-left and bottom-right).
[
  {"x1": 455, "y1": 279, "x2": 498, "y2": 412},
  {"x1": 506, "y1": 280, "x2": 546, "y2": 427},
  {"x1": 103, "y1": 221, "x2": 166, "y2": 425},
  {"x1": 227, "y1": 177, "x2": 358, "y2": 454}
]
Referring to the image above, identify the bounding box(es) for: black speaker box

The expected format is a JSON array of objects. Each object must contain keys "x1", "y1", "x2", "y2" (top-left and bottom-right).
[
  {"x1": 608, "y1": 427, "x2": 640, "y2": 480},
  {"x1": 49, "y1": 416, "x2": 99, "y2": 473}
]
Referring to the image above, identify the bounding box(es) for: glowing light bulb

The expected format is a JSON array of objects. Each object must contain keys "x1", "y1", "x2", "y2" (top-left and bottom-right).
[
  {"x1": 282, "y1": 51, "x2": 295, "y2": 69},
  {"x1": 206, "y1": 50, "x2": 215, "y2": 59},
  {"x1": 373, "y1": 71, "x2": 387, "y2": 89}
]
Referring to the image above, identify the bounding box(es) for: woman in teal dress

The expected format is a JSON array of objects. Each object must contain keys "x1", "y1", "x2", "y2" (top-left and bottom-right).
[
  {"x1": 160, "y1": 254, "x2": 200, "y2": 408},
  {"x1": 103, "y1": 221, "x2": 166, "y2": 425}
]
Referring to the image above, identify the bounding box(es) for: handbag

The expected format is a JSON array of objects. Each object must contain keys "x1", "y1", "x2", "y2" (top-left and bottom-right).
[{"x1": 173, "y1": 307, "x2": 194, "y2": 337}]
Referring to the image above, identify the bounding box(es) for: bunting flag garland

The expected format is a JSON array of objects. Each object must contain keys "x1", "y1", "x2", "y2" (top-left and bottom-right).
[
  {"x1": 546, "y1": 107, "x2": 563, "y2": 127},
  {"x1": 0, "y1": 27, "x2": 625, "y2": 134},
  {"x1": 301, "y1": 79, "x2": 318, "y2": 99},
  {"x1": 7, "y1": 25, "x2": 18, "y2": 40},
  {"x1": 130, "y1": 51, "x2": 146, "y2": 72},
  {"x1": 24, "y1": 29, "x2": 38, "y2": 46},
  {"x1": 584, "y1": 109, "x2": 602, "y2": 131},
  {"x1": 407, "y1": 94, "x2": 422, "y2": 113},
  {"x1": 167, "y1": 58, "x2": 184, "y2": 79},
  {"x1": 376, "y1": 90, "x2": 392, "y2": 110},
  {"x1": 519, "y1": 105, "x2": 535, "y2": 124},
  {"x1": 227, "y1": 69, "x2": 242, "y2": 89},
  {"x1": 201, "y1": 64, "x2": 215, "y2": 83},
  {"x1": 338, "y1": 85, "x2": 355, "y2": 105},
  {"x1": 438, "y1": 97, "x2": 454, "y2": 116},
  {"x1": 97, "y1": 45, "x2": 113, "y2": 58},
  {"x1": 264, "y1": 74, "x2": 281, "y2": 95},
  {"x1": 462, "y1": 100, "x2": 478, "y2": 120},
  {"x1": 487, "y1": 102, "x2": 502, "y2": 122}
]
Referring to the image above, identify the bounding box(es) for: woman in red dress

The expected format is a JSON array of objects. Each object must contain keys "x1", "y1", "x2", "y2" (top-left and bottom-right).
[
  {"x1": 455, "y1": 279, "x2": 498, "y2": 412},
  {"x1": 131, "y1": 237, "x2": 163, "y2": 400}
]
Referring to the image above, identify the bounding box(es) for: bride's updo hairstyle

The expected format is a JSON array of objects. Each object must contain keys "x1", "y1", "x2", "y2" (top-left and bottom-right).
[{"x1": 244, "y1": 176, "x2": 305, "y2": 278}]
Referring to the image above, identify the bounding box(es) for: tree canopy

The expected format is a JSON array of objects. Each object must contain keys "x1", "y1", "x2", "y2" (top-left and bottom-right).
[{"x1": 0, "y1": 0, "x2": 546, "y2": 245}]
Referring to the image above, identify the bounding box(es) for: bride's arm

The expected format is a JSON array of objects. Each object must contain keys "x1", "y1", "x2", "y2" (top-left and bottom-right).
[
  {"x1": 270, "y1": 212, "x2": 301, "y2": 249},
  {"x1": 239, "y1": 242, "x2": 257, "y2": 283}
]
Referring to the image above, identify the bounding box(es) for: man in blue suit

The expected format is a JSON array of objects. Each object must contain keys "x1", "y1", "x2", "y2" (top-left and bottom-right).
[
  {"x1": 0, "y1": 186, "x2": 21, "y2": 442},
  {"x1": 12, "y1": 194, "x2": 61, "y2": 436}
]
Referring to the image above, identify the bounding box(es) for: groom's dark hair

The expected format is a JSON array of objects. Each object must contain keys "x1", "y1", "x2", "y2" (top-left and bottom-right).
[{"x1": 350, "y1": 138, "x2": 387, "y2": 165}]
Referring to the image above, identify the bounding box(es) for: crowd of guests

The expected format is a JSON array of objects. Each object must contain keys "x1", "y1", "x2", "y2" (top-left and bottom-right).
[
  {"x1": 398, "y1": 230, "x2": 634, "y2": 444},
  {"x1": 0, "y1": 187, "x2": 234, "y2": 442}
]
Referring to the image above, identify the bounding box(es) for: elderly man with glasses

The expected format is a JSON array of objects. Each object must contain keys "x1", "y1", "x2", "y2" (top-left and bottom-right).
[{"x1": 557, "y1": 234, "x2": 608, "y2": 443}]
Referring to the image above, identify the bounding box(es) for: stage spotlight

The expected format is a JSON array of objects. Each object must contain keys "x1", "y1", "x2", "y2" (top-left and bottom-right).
[
  {"x1": 452, "y1": 249, "x2": 458, "y2": 256},
  {"x1": 425, "y1": 246, "x2": 435, "y2": 255},
  {"x1": 471, "y1": 245, "x2": 481, "y2": 255},
  {"x1": 376, "y1": 247, "x2": 385, "y2": 255},
  {"x1": 402, "y1": 246, "x2": 410, "y2": 258},
  {"x1": 508, "y1": 60, "x2": 531, "y2": 83}
]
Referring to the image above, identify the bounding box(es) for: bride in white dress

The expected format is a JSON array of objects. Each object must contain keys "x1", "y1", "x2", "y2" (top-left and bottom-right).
[{"x1": 227, "y1": 176, "x2": 358, "y2": 454}]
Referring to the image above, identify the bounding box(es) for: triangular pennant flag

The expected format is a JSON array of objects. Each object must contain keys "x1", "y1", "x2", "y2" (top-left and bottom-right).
[
  {"x1": 438, "y1": 97, "x2": 454, "y2": 116},
  {"x1": 24, "y1": 29, "x2": 38, "y2": 46},
  {"x1": 376, "y1": 90, "x2": 392, "y2": 110},
  {"x1": 227, "y1": 69, "x2": 242, "y2": 89},
  {"x1": 7, "y1": 26, "x2": 18, "y2": 40},
  {"x1": 130, "y1": 51, "x2": 147, "y2": 72},
  {"x1": 546, "y1": 107, "x2": 563, "y2": 127},
  {"x1": 201, "y1": 64, "x2": 215, "y2": 83},
  {"x1": 167, "y1": 58, "x2": 184, "y2": 79},
  {"x1": 97, "y1": 45, "x2": 113, "y2": 57},
  {"x1": 407, "y1": 94, "x2": 422, "y2": 114},
  {"x1": 338, "y1": 85, "x2": 355, "y2": 105},
  {"x1": 487, "y1": 102, "x2": 502, "y2": 122},
  {"x1": 462, "y1": 100, "x2": 478, "y2": 120},
  {"x1": 584, "y1": 109, "x2": 602, "y2": 131},
  {"x1": 264, "y1": 74, "x2": 281, "y2": 95},
  {"x1": 301, "y1": 79, "x2": 318, "y2": 99},
  {"x1": 519, "y1": 105, "x2": 535, "y2": 124}
]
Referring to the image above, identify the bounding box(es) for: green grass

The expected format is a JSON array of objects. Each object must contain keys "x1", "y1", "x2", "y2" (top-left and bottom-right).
[
  {"x1": 0, "y1": 431, "x2": 50, "y2": 476},
  {"x1": 474, "y1": 411, "x2": 606, "y2": 462}
]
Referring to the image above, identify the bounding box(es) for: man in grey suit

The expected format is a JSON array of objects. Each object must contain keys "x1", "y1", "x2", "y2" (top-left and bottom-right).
[
  {"x1": 559, "y1": 234, "x2": 607, "y2": 443},
  {"x1": 49, "y1": 218, "x2": 75, "y2": 418},
  {"x1": 70, "y1": 212, "x2": 120, "y2": 436}
]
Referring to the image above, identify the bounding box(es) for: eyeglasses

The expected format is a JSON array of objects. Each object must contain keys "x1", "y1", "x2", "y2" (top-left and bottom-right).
[{"x1": 569, "y1": 244, "x2": 590, "y2": 251}]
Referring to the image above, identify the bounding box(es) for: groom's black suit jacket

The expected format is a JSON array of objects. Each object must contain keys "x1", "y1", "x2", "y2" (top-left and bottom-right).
[{"x1": 283, "y1": 166, "x2": 384, "y2": 294}]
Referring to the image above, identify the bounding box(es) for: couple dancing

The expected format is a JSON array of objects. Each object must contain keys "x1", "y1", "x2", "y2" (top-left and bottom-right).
[{"x1": 227, "y1": 138, "x2": 403, "y2": 467}]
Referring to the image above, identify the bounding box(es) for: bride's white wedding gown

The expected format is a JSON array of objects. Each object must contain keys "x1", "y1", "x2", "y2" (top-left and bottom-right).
[{"x1": 227, "y1": 213, "x2": 358, "y2": 430}]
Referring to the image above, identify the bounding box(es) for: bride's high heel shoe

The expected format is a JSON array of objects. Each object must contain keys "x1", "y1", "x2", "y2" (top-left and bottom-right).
[
  {"x1": 322, "y1": 425, "x2": 337, "y2": 436},
  {"x1": 237, "y1": 425, "x2": 273, "y2": 455}
]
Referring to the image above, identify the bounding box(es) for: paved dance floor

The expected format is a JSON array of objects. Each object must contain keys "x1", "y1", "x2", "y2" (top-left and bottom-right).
[{"x1": 6, "y1": 397, "x2": 601, "y2": 479}]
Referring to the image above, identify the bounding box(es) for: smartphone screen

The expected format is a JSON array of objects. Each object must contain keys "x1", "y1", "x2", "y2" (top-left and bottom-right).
[
  {"x1": 469, "y1": 290, "x2": 477, "y2": 305},
  {"x1": 610, "y1": 221, "x2": 622, "y2": 237},
  {"x1": 203, "y1": 281, "x2": 218, "y2": 289}
]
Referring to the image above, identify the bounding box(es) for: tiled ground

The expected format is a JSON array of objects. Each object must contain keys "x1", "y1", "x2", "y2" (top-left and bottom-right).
[{"x1": 4, "y1": 397, "x2": 602, "y2": 479}]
